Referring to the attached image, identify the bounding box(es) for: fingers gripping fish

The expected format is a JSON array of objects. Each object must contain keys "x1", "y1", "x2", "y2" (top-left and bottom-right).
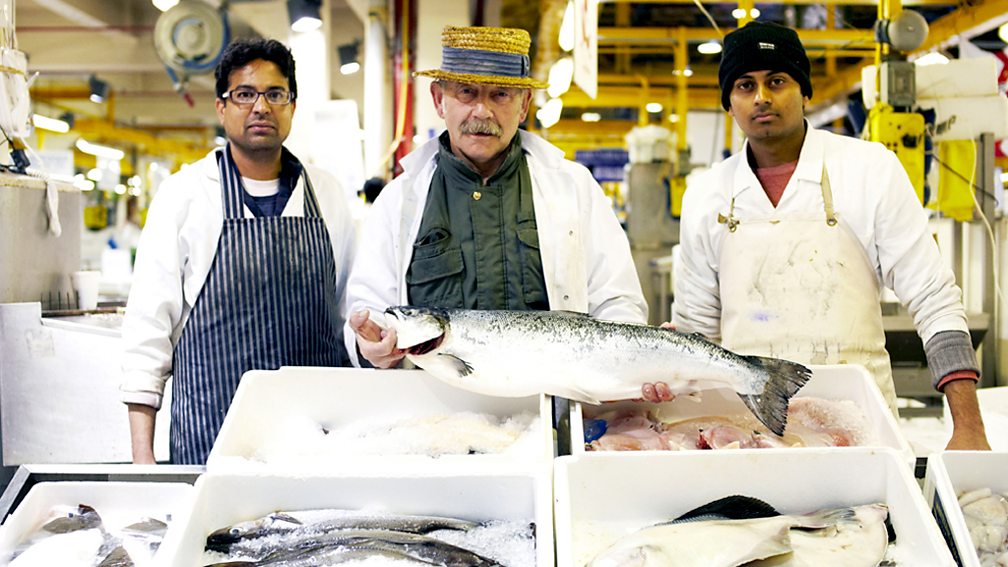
[{"x1": 385, "y1": 307, "x2": 812, "y2": 436}]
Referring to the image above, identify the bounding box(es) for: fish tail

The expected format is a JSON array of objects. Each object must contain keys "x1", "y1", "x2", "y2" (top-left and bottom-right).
[
  {"x1": 793, "y1": 506, "x2": 859, "y2": 529},
  {"x1": 736, "y1": 356, "x2": 812, "y2": 436}
]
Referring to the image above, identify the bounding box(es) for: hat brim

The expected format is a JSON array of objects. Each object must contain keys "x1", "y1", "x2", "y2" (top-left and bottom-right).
[{"x1": 414, "y1": 69, "x2": 547, "y2": 89}]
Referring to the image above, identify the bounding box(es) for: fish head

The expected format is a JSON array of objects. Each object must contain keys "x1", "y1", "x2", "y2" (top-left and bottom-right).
[{"x1": 385, "y1": 306, "x2": 450, "y2": 353}]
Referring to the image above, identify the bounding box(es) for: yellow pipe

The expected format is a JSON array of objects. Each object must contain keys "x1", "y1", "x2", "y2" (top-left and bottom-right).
[
  {"x1": 675, "y1": 27, "x2": 688, "y2": 152},
  {"x1": 637, "y1": 75, "x2": 650, "y2": 126},
  {"x1": 736, "y1": 0, "x2": 754, "y2": 26},
  {"x1": 724, "y1": 111, "x2": 733, "y2": 155}
]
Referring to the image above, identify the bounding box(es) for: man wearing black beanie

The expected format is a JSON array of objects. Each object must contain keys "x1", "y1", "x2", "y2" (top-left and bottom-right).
[{"x1": 647, "y1": 21, "x2": 990, "y2": 451}]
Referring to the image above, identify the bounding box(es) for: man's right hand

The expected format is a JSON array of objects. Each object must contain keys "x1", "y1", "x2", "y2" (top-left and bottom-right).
[
  {"x1": 350, "y1": 309, "x2": 406, "y2": 368},
  {"x1": 641, "y1": 322, "x2": 677, "y2": 402}
]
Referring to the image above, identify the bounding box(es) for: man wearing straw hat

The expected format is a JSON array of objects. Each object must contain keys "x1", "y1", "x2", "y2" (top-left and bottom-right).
[{"x1": 344, "y1": 25, "x2": 647, "y2": 368}]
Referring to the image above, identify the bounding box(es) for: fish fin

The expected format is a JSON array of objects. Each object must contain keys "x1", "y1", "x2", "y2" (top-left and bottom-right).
[
  {"x1": 737, "y1": 356, "x2": 812, "y2": 436},
  {"x1": 551, "y1": 310, "x2": 591, "y2": 318},
  {"x1": 438, "y1": 353, "x2": 474, "y2": 377},
  {"x1": 792, "y1": 506, "x2": 860, "y2": 530},
  {"x1": 668, "y1": 495, "x2": 779, "y2": 524}
]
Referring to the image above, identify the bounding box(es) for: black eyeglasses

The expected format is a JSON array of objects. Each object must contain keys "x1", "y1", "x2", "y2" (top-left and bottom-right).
[{"x1": 222, "y1": 87, "x2": 295, "y2": 106}]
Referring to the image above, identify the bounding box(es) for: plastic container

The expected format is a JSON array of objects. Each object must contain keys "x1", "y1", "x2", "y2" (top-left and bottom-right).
[
  {"x1": 924, "y1": 451, "x2": 1008, "y2": 567},
  {"x1": 554, "y1": 448, "x2": 953, "y2": 566},
  {"x1": 157, "y1": 470, "x2": 553, "y2": 567},
  {"x1": 570, "y1": 364, "x2": 914, "y2": 465},
  {"x1": 206, "y1": 367, "x2": 553, "y2": 473},
  {"x1": 0, "y1": 481, "x2": 193, "y2": 566}
]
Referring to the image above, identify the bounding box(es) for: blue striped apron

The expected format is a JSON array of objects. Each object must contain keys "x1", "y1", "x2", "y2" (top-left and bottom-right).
[{"x1": 169, "y1": 147, "x2": 345, "y2": 464}]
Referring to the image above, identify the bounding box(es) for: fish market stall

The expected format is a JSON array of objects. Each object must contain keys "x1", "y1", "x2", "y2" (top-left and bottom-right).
[
  {"x1": 568, "y1": 364, "x2": 914, "y2": 465},
  {"x1": 924, "y1": 451, "x2": 1008, "y2": 567},
  {"x1": 206, "y1": 367, "x2": 553, "y2": 472},
  {"x1": 158, "y1": 470, "x2": 552, "y2": 566},
  {"x1": 554, "y1": 449, "x2": 954, "y2": 566}
]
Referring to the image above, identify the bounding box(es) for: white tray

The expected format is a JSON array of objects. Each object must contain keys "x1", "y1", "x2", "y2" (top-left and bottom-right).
[
  {"x1": 924, "y1": 451, "x2": 1008, "y2": 567},
  {"x1": 554, "y1": 448, "x2": 953, "y2": 566},
  {"x1": 157, "y1": 470, "x2": 553, "y2": 566},
  {"x1": 207, "y1": 367, "x2": 553, "y2": 473},
  {"x1": 570, "y1": 364, "x2": 913, "y2": 465}
]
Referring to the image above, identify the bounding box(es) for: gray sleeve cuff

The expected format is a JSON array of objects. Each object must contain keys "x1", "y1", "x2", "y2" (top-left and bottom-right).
[{"x1": 924, "y1": 330, "x2": 980, "y2": 390}]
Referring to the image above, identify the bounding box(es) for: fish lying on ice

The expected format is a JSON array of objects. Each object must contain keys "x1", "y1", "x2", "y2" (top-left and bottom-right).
[
  {"x1": 385, "y1": 307, "x2": 812, "y2": 435},
  {"x1": 586, "y1": 495, "x2": 889, "y2": 567}
]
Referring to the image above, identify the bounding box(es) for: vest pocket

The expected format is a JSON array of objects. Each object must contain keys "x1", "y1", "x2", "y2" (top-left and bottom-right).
[
  {"x1": 406, "y1": 244, "x2": 465, "y2": 306},
  {"x1": 516, "y1": 226, "x2": 548, "y2": 308}
]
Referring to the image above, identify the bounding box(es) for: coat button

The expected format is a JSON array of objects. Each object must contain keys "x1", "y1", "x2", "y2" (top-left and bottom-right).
[
  {"x1": 473, "y1": 191, "x2": 482, "y2": 201},
  {"x1": 563, "y1": 294, "x2": 570, "y2": 300}
]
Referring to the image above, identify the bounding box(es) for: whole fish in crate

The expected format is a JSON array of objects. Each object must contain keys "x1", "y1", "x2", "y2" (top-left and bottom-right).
[{"x1": 385, "y1": 307, "x2": 812, "y2": 436}]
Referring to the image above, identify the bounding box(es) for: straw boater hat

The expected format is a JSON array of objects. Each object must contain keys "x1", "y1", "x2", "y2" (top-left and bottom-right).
[{"x1": 415, "y1": 25, "x2": 548, "y2": 89}]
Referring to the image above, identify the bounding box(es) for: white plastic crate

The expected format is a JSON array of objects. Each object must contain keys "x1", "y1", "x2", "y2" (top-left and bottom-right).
[
  {"x1": 554, "y1": 448, "x2": 953, "y2": 567},
  {"x1": 156, "y1": 470, "x2": 553, "y2": 566},
  {"x1": 570, "y1": 364, "x2": 913, "y2": 464},
  {"x1": 207, "y1": 367, "x2": 553, "y2": 472},
  {"x1": 0, "y1": 481, "x2": 193, "y2": 566},
  {"x1": 924, "y1": 451, "x2": 1008, "y2": 567}
]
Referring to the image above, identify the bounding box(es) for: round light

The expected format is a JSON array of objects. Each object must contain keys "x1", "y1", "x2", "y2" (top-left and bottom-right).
[
  {"x1": 114, "y1": 184, "x2": 127, "y2": 195},
  {"x1": 646, "y1": 102, "x2": 663, "y2": 113},
  {"x1": 669, "y1": 114, "x2": 680, "y2": 123},
  {"x1": 731, "y1": 8, "x2": 746, "y2": 19},
  {"x1": 750, "y1": 8, "x2": 760, "y2": 18},
  {"x1": 683, "y1": 68, "x2": 694, "y2": 77},
  {"x1": 697, "y1": 40, "x2": 722, "y2": 55},
  {"x1": 581, "y1": 112, "x2": 601, "y2": 122},
  {"x1": 1000, "y1": 22, "x2": 1008, "y2": 43}
]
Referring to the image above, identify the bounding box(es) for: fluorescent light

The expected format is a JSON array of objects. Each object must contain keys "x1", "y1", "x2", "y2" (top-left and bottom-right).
[
  {"x1": 152, "y1": 0, "x2": 179, "y2": 11},
  {"x1": 683, "y1": 68, "x2": 693, "y2": 77},
  {"x1": 536, "y1": 98, "x2": 564, "y2": 128},
  {"x1": 1000, "y1": 22, "x2": 1008, "y2": 43},
  {"x1": 340, "y1": 61, "x2": 360, "y2": 75},
  {"x1": 697, "y1": 41, "x2": 722, "y2": 55},
  {"x1": 914, "y1": 52, "x2": 949, "y2": 66},
  {"x1": 559, "y1": 1, "x2": 575, "y2": 52},
  {"x1": 581, "y1": 112, "x2": 601, "y2": 122},
  {"x1": 114, "y1": 184, "x2": 127, "y2": 195},
  {"x1": 86, "y1": 168, "x2": 102, "y2": 182},
  {"x1": 669, "y1": 114, "x2": 680, "y2": 123},
  {"x1": 76, "y1": 138, "x2": 124, "y2": 160},
  {"x1": 731, "y1": 8, "x2": 746, "y2": 19},
  {"x1": 32, "y1": 113, "x2": 70, "y2": 133},
  {"x1": 646, "y1": 102, "x2": 663, "y2": 113},
  {"x1": 547, "y1": 57, "x2": 574, "y2": 98},
  {"x1": 291, "y1": 16, "x2": 322, "y2": 32}
]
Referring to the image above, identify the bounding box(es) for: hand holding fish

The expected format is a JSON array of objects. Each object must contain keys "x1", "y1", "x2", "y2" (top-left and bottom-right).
[
  {"x1": 640, "y1": 322, "x2": 677, "y2": 403},
  {"x1": 350, "y1": 309, "x2": 407, "y2": 368}
]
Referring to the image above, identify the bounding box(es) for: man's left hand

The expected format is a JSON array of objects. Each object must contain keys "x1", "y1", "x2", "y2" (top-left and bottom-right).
[{"x1": 943, "y1": 378, "x2": 991, "y2": 451}]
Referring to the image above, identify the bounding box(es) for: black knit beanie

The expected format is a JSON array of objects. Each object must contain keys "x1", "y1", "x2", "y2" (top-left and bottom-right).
[{"x1": 718, "y1": 21, "x2": 812, "y2": 111}]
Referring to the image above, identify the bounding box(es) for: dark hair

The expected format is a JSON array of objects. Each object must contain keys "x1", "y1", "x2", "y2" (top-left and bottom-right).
[
  {"x1": 362, "y1": 177, "x2": 385, "y2": 203},
  {"x1": 215, "y1": 38, "x2": 297, "y2": 100}
]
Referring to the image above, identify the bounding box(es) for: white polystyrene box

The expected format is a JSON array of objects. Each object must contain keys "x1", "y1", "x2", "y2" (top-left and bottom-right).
[
  {"x1": 554, "y1": 449, "x2": 954, "y2": 567},
  {"x1": 156, "y1": 470, "x2": 553, "y2": 566},
  {"x1": 924, "y1": 451, "x2": 1008, "y2": 567},
  {"x1": 0, "y1": 481, "x2": 193, "y2": 566},
  {"x1": 569, "y1": 364, "x2": 913, "y2": 465},
  {"x1": 206, "y1": 367, "x2": 553, "y2": 472}
]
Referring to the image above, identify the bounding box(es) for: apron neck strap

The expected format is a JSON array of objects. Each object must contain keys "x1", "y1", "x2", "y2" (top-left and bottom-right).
[
  {"x1": 216, "y1": 146, "x2": 320, "y2": 219},
  {"x1": 820, "y1": 164, "x2": 838, "y2": 226}
]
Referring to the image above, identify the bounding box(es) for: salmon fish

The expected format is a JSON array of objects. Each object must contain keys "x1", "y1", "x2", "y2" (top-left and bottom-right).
[{"x1": 385, "y1": 307, "x2": 812, "y2": 436}]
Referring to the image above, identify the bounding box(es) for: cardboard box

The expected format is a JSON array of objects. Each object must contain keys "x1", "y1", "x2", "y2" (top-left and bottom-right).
[
  {"x1": 924, "y1": 451, "x2": 1008, "y2": 567},
  {"x1": 157, "y1": 470, "x2": 553, "y2": 566},
  {"x1": 554, "y1": 448, "x2": 952, "y2": 566},
  {"x1": 570, "y1": 364, "x2": 913, "y2": 464},
  {"x1": 207, "y1": 367, "x2": 553, "y2": 472},
  {"x1": 0, "y1": 481, "x2": 193, "y2": 566}
]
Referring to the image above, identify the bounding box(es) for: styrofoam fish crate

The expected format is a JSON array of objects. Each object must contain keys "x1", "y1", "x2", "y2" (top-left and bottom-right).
[
  {"x1": 156, "y1": 469, "x2": 553, "y2": 567},
  {"x1": 0, "y1": 481, "x2": 193, "y2": 566},
  {"x1": 570, "y1": 363, "x2": 914, "y2": 464},
  {"x1": 554, "y1": 448, "x2": 954, "y2": 567},
  {"x1": 924, "y1": 451, "x2": 1008, "y2": 567},
  {"x1": 206, "y1": 367, "x2": 553, "y2": 473}
]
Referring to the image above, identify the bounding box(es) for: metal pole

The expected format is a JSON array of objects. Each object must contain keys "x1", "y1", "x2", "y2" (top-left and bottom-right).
[{"x1": 977, "y1": 132, "x2": 998, "y2": 387}]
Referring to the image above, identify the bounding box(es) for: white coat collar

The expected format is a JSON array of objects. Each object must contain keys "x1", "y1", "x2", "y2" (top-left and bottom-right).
[{"x1": 730, "y1": 120, "x2": 824, "y2": 199}]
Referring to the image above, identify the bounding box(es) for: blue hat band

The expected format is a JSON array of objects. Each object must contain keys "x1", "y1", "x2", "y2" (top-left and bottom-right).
[{"x1": 441, "y1": 46, "x2": 530, "y2": 79}]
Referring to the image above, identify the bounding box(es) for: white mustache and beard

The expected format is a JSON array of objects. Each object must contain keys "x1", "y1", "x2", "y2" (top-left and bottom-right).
[{"x1": 460, "y1": 118, "x2": 502, "y2": 137}]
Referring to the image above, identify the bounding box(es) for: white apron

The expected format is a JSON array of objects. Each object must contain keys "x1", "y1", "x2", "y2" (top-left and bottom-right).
[{"x1": 718, "y1": 166, "x2": 897, "y2": 414}]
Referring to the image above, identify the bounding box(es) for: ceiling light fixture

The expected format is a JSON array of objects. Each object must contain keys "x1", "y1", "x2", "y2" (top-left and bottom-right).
[
  {"x1": 88, "y1": 75, "x2": 109, "y2": 103},
  {"x1": 76, "y1": 138, "x2": 125, "y2": 161},
  {"x1": 32, "y1": 113, "x2": 70, "y2": 133},
  {"x1": 697, "y1": 40, "x2": 722, "y2": 55},
  {"x1": 1000, "y1": 22, "x2": 1008, "y2": 43},
  {"x1": 287, "y1": 0, "x2": 323, "y2": 33},
  {"x1": 536, "y1": 98, "x2": 564, "y2": 128},
  {"x1": 152, "y1": 0, "x2": 179, "y2": 11},
  {"x1": 559, "y1": 1, "x2": 575, "y2": 52},
  {"x1": 547, "y1": 57, "x2": 574, "y2": 98},
  {"x1": 646, "y1": 102, "x2": 663, "y2": 113},
  {"x1": 338, "y1": 40, "x2": 361, "y2": 75},
  {"x1": 581, "y1": 112, "x2": 601, "y2": 122}
]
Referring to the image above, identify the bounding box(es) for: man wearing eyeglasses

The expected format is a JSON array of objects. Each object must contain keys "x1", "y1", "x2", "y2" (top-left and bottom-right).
[
  {"x1": 120, "y1": 38, "x2": 355, "y2": 464},
  {"x1": 345, "y1": 26, "x2": 647, "y2": 368}
]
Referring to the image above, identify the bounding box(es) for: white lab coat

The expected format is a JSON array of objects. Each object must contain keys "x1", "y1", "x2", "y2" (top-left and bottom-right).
[
  {"x1": 344, "y1": 129, "x2": 648, "y2": 366},
  {"x1": 673, "y1": 124, "x2": 969, "y2": 346},
  {"x1": 121, "y1": 150, "x2": 356, "y2": 408}
]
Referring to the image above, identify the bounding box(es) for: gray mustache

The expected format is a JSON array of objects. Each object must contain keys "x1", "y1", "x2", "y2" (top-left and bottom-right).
[{"x1": 460, "y1": 119, "x2": 502, "y2": 136}]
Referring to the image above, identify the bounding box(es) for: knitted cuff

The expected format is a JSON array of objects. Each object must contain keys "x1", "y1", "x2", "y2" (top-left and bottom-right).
[{"x1": 924, "y1": 330, "x2": 980, "y2": 391}]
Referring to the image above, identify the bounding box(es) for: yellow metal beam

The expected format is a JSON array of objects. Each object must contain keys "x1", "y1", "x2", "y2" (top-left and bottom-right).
[
  {"x1": 563, "y1": 86, "x2": 722, "y2": 109},
  {"x1": 74, "y1": 118, "x2": 211, "y2": 165},
  {"x1": 600, "y1": 0, "x2": 956, "y2": 5},
  {"x1": 599, "y1": 27, "x2": 875, "y2": 46}
]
